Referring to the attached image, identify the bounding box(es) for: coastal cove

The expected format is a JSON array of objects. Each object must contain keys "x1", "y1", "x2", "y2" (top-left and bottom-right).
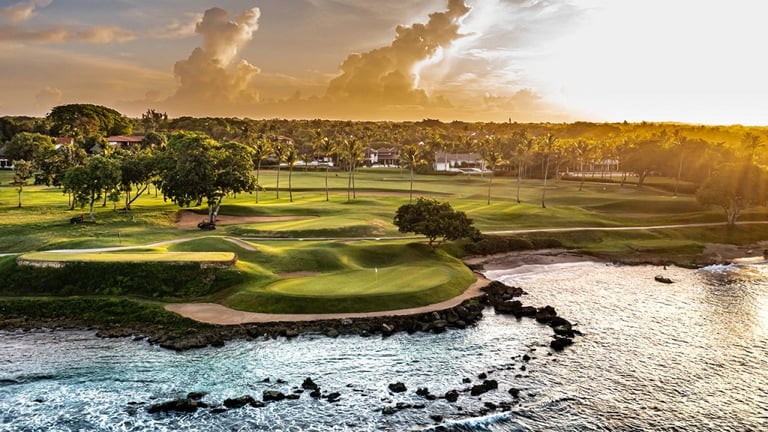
[{"x1": 2, "y1": 253, "x2": 767, "y2": 431}]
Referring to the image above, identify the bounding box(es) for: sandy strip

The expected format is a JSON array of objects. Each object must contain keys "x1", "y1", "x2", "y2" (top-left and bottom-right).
[{"x1": 164, "y1": 274, "x2": 490, "y2": 325}]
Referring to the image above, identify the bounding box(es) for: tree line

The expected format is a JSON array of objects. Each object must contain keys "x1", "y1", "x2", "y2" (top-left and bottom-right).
[{"x1": 2, "y1": 104, "x2": 767, "y2": 225}]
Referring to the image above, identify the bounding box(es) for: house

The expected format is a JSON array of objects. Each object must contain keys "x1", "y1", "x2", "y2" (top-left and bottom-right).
[
  {"x1": 363, "y1": 147, "x2": 400, "y2": 166},
  {"x1": 106, "y1": 135, "x2": 145, "y2": 150},
  {"x1": 433, "y1": 151, "x2": 484, "y2": 171},
  {"x1": 0, "y1": 144, "x2": 10, "y2": 169}
]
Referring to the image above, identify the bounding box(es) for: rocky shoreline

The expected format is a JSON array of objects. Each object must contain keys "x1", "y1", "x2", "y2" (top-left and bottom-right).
[{"x1": 0, "y1": 277, "x2": 580, "y2": 353}]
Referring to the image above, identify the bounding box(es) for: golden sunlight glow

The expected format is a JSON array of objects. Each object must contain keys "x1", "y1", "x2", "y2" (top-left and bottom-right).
[{"x1": 525, "y1": 0, "x2": 768, "y2": 124}]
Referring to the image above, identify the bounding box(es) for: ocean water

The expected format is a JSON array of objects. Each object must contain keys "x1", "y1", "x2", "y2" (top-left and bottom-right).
[{"x1": 1, "y1": 261, "x2": 767, "y2": 431}]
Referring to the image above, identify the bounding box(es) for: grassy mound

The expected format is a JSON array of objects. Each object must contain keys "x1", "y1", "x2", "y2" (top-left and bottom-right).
[{"x1": 18, "y1": 251, "x2": 236, "y2": 265}]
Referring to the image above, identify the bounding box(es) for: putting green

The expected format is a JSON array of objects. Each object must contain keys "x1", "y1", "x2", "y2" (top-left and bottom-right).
[{"x1": 264, "y1": 264, "x2": 454, "y2": 298}]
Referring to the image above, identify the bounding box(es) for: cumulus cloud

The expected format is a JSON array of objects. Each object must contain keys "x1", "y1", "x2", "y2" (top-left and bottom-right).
[
  {"x1": 325, "y1": 0, "x2": 470, "y2": 106},
  {"x1": 166, "y1": 7, "x2": 262, "y2": 113},
  {"x1": 0, "y1": 0, "x2": 50, "y2": 23},
  {"x1": 150, "y1": 13, "x2": 204, "y2": 39}
]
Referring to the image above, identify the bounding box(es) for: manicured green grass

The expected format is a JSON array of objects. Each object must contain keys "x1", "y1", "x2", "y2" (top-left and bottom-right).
[
  {"x1": 18, "y1": 251, "x2": 236, "y2": 264},
  {"x1": 2, "y1": 167, "x2": 767, "y2": 315}
]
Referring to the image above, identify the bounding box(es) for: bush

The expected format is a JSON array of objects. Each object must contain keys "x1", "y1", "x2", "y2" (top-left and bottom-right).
[
  {"x1": 464, "y1": 235, "x2": 534, "y2": 255},
  {"x1": 0, "y1": 261, "x2": 244, "y2": 300}
]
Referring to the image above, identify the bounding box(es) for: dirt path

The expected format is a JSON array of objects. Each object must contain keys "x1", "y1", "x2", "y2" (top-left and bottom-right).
[{"x1": 164, "y1": 274, "x2": 490, "y2": 325}]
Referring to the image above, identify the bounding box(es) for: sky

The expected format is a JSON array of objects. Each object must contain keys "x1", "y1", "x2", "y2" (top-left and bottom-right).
[{"x1": 1, "y1": 0, "x2": 767, "y2": 125}]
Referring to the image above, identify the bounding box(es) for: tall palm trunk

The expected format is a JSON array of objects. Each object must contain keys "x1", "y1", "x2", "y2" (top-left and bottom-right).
[
  {"x1": 324, "y1": 165, "x2": 329, "y2": 201},
  {"x1": 542, "y1": 154, "x2": 550, "y2": 209},
  {"x1": 275, "y1": 165, "x2": 281, "y2": 199},
  {"x1": 255, "y1": 160, "x2": 261, "y2": 203},
  {"x1": 409, "y1": 166, "x2": 414, "y2": 203},
  {"x1": 288, "y1": 165, "x2": 294, "y2": 202}
]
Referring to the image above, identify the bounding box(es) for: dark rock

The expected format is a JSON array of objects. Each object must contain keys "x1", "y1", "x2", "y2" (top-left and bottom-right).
[
  {"x1": 470, "y1": 380, "x2": 498, "y2": 396},
  {"x1": 262, "y1": 390, "x2": 286, "y2": 402},
  {"x1": 550, "y1": 336, "x2": 574, "y2": 351},
  {"x1": 309, "y1": 389, "x2": 321, "y2": 398},
  {"x1": 211, "y1": 408, "x2": 227, "y2": 414},
  {"x1": 325, "y1": 328, "x2": 339, "y2": 338},
  {"x1": 260, "y1": 377, "x2": 271, "y2": 383},
  {"x1": 302, "y1": 377, "x2": 319, "y2": 391},
  {"x1": 187, "y1": 392, "x2": 207, "y2": 401},
  {"x1": 223, "y1": 395, "x2": 256, "y2": 409},
  {"x1": 484, "y1": 401, "x2": 498, "y2": 410},
  {"x1": 147, "y1": 398, "x2": 202, "y2": 414},
  {"x1": 276, "y1": 379, "x2": 287, "y2": 384},
  {"x1": 535, "y1": 306, "x2": 558, "y2": 323},
  {"x1": 508, "y1": 388, "x2": 521, "y2": 398},
  {"x1": 382, "y1": 406, "x2": 399, "y2": 415},
  {"x1": 416, "y1": 387, "x2": 430, "y2": 397},
  {"x1": 522, "y1": 354, "x2": 531, "y2": 362},
  {"x1": 430, "y1": 414, "x2": 444, "y2": 423},
  {"x1": 444, "y1": 390, "x2": 459, "y2": 403},
  {"x1": 285, "y1": 394, "x2": 300, "y2": 400},
  {"x1": 326, "y1": 392, "x2": 341, "y2": 402},
  {"x1": 462, "y1": 377, "x2": 472, "y2": 384},
  {"x1": 550, "y1": 317, "x2": 574, "y2": 336},
  {"x1": 388, "y1": 382, "x2": 407, "y2": 393},
  {"x1": 478, "y1": 372, "x2": 487, "y2": 379}
]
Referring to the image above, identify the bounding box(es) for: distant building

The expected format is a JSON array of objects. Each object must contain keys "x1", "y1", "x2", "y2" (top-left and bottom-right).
[
  {"x1": 106, "y1": 135, "x2": 145, "y2": 150},
  {"x1": 433, "y1": 151, "x2": 483, "y2": 171},
  {"x1": 363, "y1": 147, "x2": 400, "y2": 166},
  {"x1": 0, "y1": 144, "x2": 10, "y2": 169}
]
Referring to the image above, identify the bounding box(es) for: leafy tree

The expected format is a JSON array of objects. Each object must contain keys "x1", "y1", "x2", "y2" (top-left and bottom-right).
[
  {"x1": 141, "y1": 131, "x2": 167, "y2": 152},
  {"x1": 696, "y1": 162, "x2": 767, "y2": 225},
  {"x1": 140, "y1": 109, "x2": 168, "y2": 133},
  {"x1": 117, "y1": 151, "x2": 155, "y2": 210},
  {"x1": 400, "y1": 143, "x2": 425, "y2": 203},
  {"x1": 10, "y1": 160, "x2": 33, "y2": 208},
  {"x1": 214, "y1": 141, "x2": 257, "y2": 219},
  {"x1": 62, "y1": 156, "x2": 120, "y2": 219},
  {"x1": 4, "y1": 132, "x2": 55, "y2": 166},
  {"x1": 393, "y1": 198, "x2": 479, "y2": 250},
  {"x1": 157, "y1": 132, "x2": 256, "y2": 223},
  {"x1": 47, "y1": 104, "x2": 131, "y2": 138}
]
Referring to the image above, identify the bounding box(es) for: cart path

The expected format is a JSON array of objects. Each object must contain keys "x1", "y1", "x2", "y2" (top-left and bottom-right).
[{"x1": 164, "y1": 274, "x2": 490, "y2": 325}]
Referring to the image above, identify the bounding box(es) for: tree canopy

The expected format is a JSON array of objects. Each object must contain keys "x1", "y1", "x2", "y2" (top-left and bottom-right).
[
  {"x1": 393, "y1": 198, "x2": 479, "y2": 249},
  {"x1": 696, "y1": 162, "x2": 768, "y2": 225},
  {"x1": 47, "y1": 104, "x2": 132, "y2": 138}
]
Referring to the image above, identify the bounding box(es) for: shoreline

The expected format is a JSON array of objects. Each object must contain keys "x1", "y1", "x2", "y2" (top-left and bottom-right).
[
  {"x1": 2, "y1": 242, "x2": 765, "y2": 350},
  {"x1": 164, "y1": 274, "x2": 490, "y2": 325}
]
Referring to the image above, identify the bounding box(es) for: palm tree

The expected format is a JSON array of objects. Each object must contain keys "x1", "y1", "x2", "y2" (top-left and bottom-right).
[
  {"x1": 400, "y1": 143, "x2": 425, "y2": 203},
  {"x1": 313, "y1": 133, "x2": 336, "y2": 201},
  {"x1": 513, "y1": 130, "x2": 535, "y2": 203},
  {"x1": 340, "y1": 135, "x2": 364, "y2": 202},
  {"x1": 742, "y1": 131, "x2": 763, "y2": 162},
  {"x1": 479, "y1": 136, "x2": 506, "y2": 205},
  {"x1": 249, "y1": 134, "x2": 272, "y2": 203},
  {"x1": 539, "y1": 132, "x2": 557, "y2": 209},
  {"x1": 272, "y1": 139, "x2": 289, "y2": 200},
  {"x1": 285, "y1": 145, "x2": 298, "y2": 202}
]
